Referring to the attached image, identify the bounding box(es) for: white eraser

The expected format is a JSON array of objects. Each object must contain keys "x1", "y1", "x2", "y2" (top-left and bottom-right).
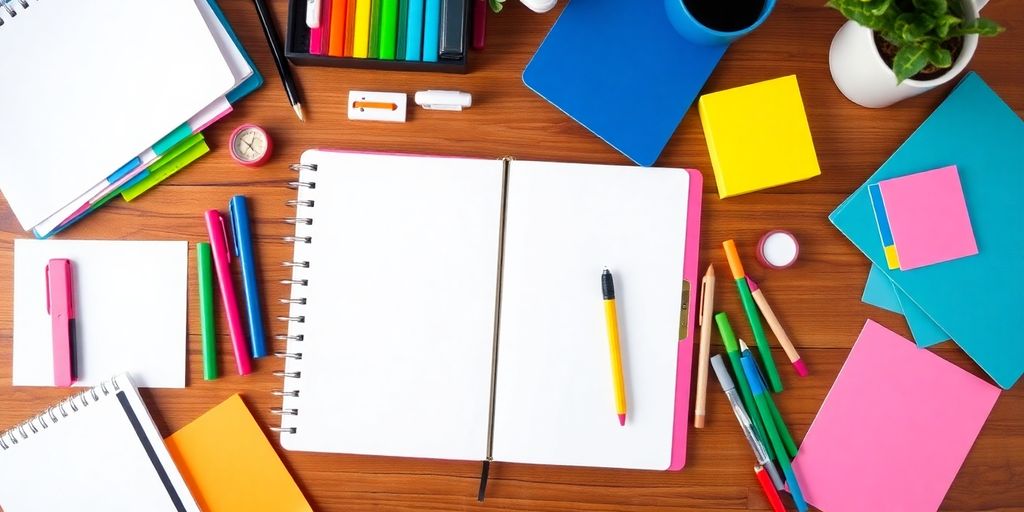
[
  {"x1": 414, "y1": 90, "x2": 473, "y2": 111},
  {"x1": 347, "y1": 91, "x2": 408, "y2": 122}
]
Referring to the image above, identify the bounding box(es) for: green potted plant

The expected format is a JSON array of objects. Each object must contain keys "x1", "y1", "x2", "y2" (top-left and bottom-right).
[{"x1": 827, "y1": 0, "x2": 1003, "y2": 108}]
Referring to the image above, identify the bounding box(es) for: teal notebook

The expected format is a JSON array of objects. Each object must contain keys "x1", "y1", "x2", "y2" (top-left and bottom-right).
[
  {"x1": 831, "y1": 72, "x2": 1024, "y2": 389},
  {"x1": 862, "y1": 265, "x2": 949, "y2": 347}
]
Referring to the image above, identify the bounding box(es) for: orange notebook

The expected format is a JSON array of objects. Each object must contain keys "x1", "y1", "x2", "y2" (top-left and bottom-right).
[
  {"x1": 328, "y1": 0, "x2": 350, "y2": 56},
  {"x1": 165, "y1": 394, "x2": 312, "y2": 512}
]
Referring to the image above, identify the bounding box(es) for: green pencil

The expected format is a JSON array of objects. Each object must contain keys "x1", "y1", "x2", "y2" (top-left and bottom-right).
[
  {"x1": 368, "y1": 0, "x2": 383, "y2": 58},
  {"x1": 197, "y1": 242, "x2": 217, "y2": 380},
  {"x1": 715, "y1": 312, "x2": 767, "y2": 446},
  {"x1": 724, "y1": 239, "x2": 784, "y2": 392}
]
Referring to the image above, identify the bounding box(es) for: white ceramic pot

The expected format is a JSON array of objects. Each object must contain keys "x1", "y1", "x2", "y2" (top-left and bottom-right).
[{"x1": 828, "y1": 0, "x2": 986, "y2": 108}]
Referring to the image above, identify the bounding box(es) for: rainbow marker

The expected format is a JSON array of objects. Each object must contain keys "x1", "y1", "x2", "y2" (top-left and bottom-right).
[{"x1": 723, "y1": 240, "x2": 783, "y2": 392}]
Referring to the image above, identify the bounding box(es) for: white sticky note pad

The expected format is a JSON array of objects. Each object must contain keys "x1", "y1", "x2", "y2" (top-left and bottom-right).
[
  {"x1": 347, "y1": 91, "x2": 408, "y2": 122},
  {"x1": 13, "y1": 239, "x2": 188, "y2": 388}
]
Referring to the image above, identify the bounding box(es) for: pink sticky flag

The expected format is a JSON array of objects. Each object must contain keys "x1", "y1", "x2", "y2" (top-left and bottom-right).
[
  {"x1": 878, "y1": 165, "x2": 978, "y2": 271},
  {"x1": 791, "y1": 320, "x2": 1000, "y2": 512}
]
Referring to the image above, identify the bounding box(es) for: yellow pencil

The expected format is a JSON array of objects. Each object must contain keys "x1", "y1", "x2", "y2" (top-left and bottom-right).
[{"x1": 602, "y1": 268, "x2": 627, "y2": 426}]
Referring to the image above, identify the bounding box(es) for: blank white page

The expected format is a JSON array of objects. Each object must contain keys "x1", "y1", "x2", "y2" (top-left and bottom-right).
[
  {"x1": 0, "y1": 0, "x2": 235, "y2": 229},
  {"x1": 492, "y1": 161, "x2": 689, "y2": 470},
  {"x1": 0, "y1": 375, "x2": 200, "y2": 511},
  {"x1": 279, "y1": 151, "x2": 504, "y2": 461},
  {"x1": 13, "y1": 240, "x2": 188, "y2": 388}
]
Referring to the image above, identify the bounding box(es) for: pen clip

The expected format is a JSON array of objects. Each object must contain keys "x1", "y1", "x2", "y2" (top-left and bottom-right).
[
  {"x1": 219, "y1": 214, "x2": 232, "y2": 265},
  {"x1": 64, "y1": 260, "x2": 74, "y2": 318},
  {"x1": 229, "y1": 197, "x2": 242, "y2": 258},
  {"x1": 698, "y1": 277, "x2": 709, "y2": 327}
]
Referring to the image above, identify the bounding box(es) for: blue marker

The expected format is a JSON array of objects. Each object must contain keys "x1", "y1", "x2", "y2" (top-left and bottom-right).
[
  {"x1": 741, "y1": 353, "x2": 807, "y2": 512},
  {"x1": 229, "y1": 195, "x2": 267, "y2": 358}
]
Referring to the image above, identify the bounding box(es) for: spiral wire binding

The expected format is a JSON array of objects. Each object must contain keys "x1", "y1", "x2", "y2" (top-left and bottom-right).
[
  {"x1": 0, "y1": 376, "x2": 120, "y2": 450},
  {"x1": 0, "y1": 0, "x2": 31, "y2": 27},
  {"x1": 271, "y1": 162, "x2": 318, "y2": 435}
]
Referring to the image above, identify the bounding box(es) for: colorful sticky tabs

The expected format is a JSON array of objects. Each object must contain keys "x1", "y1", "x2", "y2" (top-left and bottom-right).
[
  {"x1": 868, "y1": 183, "x2": 901, "y2": 269},
  {"x1": 121, "y1": 133, "x2": 209, "y2": 201},
  {"x1": 165, "y1": 395, "x2": 313, "y2": 512},
  {"x1": 698, "y1": 75, "x2": 821, "y2": 198},
  {"x1": 368, "y1": 0, "x2": 383, "y2": 58},
  {"x1": 876, "y1": 165, "x2": 978, "y2": 271},
  {"x1": 328, "y1": 0, "x2": 348, "y2": 56}
]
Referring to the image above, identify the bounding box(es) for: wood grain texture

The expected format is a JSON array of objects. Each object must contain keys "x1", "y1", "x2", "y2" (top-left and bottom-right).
[{"x1": 1, "y1": 1, "x2": 1023, "y2": 510}]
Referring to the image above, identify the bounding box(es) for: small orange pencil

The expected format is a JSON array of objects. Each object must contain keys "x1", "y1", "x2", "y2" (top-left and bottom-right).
[{"x1": 755, "y1": 465, "x2": 786, "y2": 512}]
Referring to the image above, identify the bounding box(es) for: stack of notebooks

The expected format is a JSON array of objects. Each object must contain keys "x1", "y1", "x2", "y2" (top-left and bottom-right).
[
  {"x1": 832, "y1": 72, "x2": 1024, "y2": 390},
  {"x1": 0, "y1": 0, "x2": 262, "y2": 238}
]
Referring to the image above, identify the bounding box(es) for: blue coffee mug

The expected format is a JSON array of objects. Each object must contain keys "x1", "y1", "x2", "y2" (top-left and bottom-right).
[{"x1": 664, "y1": 0, "x2": 776, "y2": 46}]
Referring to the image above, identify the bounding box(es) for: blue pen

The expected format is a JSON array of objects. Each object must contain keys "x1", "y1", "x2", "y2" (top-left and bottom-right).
[
  {"x1": 229, "y1": 195, "x2": 267, "y2": 358},
  {"x1": 741, "y1": 353, "x2": 807, "y2": 512}
]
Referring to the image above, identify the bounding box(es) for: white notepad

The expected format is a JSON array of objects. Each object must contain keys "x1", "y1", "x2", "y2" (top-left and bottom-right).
[
  {"x1": 13, "y1": 240, "x2": 188, "y2": 388},
  {"x1": 275, "y1": 151, "x2": 698, "y2": 470},
  {"x1": 0, "y1": 0, "x2": 235, "y2": 230},
  {"x1": 0, "y1": 374, "x2": 201, "y2": 512}
]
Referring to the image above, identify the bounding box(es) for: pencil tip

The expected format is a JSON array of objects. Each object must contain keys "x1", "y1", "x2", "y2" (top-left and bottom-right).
[
  {"x1": 706, "y1": 264, "x2": 715, "y2": 276},
  {"x1": 294, "y1": 103, "x2": 305, "y2": 122},
  {"x1": 739, "y1": 339, "x2": 750, "y2": 351},
  {"x1": 793, "y1": 359, "x2": 809, "y2": 377},
  {"x1": 618, "y1": 414, "x2": 626, "y2": 426}
]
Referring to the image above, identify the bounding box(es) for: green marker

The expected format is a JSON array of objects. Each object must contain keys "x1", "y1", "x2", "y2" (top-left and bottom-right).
[
  {"x1": 715, "y1": 312, "x2": 767, "y2": 446},
  {"x1": 197, "y1": 242, "x2": 217, "y2": 380},
  {"x1": 740, "y1": 341, "x2": 798, "y2": 458},
  {"x1": 724, "y1": 239, "x2": 783, "y2": 392}
]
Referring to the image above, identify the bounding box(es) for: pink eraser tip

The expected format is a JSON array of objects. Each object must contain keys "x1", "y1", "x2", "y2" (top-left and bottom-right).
[
  {"x1": 793, "y1": 359, "x2": 809, "y2": 377},
  {"x1": 745, "y1": 276, "x2": 760, "y2": 292},
  {"x1": 618, "y1": 414, "x2": 626, "y2": 426}
]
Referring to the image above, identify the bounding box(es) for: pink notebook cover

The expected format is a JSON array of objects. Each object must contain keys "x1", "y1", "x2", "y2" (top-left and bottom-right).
[
  {"x1": 317, "y1": 150, "x2": 702, "y2": 470},
  {"x1": 792, "y1": 320, "x2": 1000, "y2": 512},
  {"x1": 878, "y1": 165, "x2": 978, "y2": 271}
]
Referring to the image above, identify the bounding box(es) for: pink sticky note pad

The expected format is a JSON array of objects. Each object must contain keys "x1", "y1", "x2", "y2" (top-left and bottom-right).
[
  {"x1": 878, "y1": 165, "x2": 978, "y2": 270},
  {"x1": 792, "y1": 320, "x2": 999, "y2": 512}
]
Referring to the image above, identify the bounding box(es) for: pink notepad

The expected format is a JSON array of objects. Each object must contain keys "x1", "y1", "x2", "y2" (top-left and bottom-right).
[
  {"x1": 878, "y1": 165, "x2": 978, "y2": 270},
  {"x1": 792, "y1": 320, "x2": 1000, "y2": 512}
]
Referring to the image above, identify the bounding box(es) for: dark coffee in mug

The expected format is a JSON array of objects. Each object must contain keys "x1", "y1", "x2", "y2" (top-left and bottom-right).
[{"x1": 682, "y1": 0, "x2": 767, "y2": 32}]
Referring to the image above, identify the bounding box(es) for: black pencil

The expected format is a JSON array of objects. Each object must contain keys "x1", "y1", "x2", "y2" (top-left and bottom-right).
[{"x1": 252, "y1": 0, "x2": 305, "y2": 121}]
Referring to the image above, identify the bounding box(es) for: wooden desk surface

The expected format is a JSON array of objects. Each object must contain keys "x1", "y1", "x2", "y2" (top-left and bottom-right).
[{"x1": 2, "y1": 1, "x2": 1022, "y2": 510}]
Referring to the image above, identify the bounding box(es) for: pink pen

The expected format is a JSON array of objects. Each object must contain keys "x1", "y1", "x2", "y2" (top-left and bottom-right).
[{"x1": 204, "y1": 209, "x2": 252, "y2": 375}]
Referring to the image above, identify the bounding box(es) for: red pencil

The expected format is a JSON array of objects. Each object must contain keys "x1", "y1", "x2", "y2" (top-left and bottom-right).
[{"x1": 755, "y1": 465, "x2": 786, "y2": 512}]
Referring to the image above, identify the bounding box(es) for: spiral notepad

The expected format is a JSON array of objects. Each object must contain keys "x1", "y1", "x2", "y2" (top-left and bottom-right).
[
  {"x1": 0, "y1": 0, "x2": 235, "y2": 230},
  {"x1": 0, "y1": 374, "x2": 201, "y2": 511},
  {"x1": 273, "y1": 150, "x2": 702, "y2": 472}
]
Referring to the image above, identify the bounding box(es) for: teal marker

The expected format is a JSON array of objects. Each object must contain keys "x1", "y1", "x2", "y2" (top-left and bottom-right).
[
  {"x1": 742, "y1": 353, "x2": 807, "y2": 512},
  {"x1": 740, "y1": 340, "x2": 798, "y2": 459}
]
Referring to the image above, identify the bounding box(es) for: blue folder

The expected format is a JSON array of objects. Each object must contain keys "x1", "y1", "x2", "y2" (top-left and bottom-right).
[
  {"x1": 832, "y1": 72, "x2": 1024, "y2": 389},
  {"x1": 862, "y1": 265, "x2": 949, "y2": 347},
  {"x1": 523, "y1": 0, "x2": 726, "y2": 167}
]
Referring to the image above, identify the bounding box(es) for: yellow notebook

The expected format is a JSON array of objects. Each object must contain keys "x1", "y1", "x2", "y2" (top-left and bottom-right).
[
  {"x1": 698, "y1": 75, "x2": 821, "y2": 198},
  {"x1": 165, "y1": 394, "x2": 312, "y2": 512}
]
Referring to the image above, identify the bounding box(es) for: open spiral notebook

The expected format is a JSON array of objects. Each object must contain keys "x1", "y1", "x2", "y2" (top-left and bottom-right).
[
  {"x1": 273, "y1": 150, "x2": 702, "y2": 473},
  {"x1": 0, "y1": 373, "x2": 200, "y2": 511}
]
